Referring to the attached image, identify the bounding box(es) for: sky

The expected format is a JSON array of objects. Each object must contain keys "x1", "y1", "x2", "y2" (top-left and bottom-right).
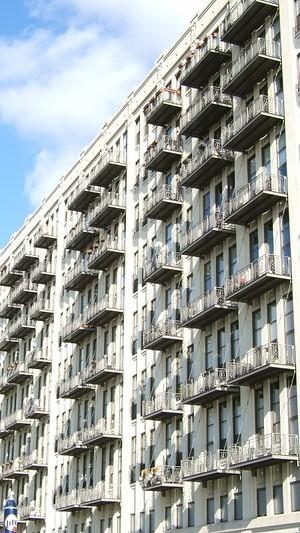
[{"x1": 0, "y1": 0, "x2": 205, "y2": 248}]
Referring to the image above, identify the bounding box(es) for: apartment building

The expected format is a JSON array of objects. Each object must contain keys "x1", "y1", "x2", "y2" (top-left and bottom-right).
[{"x1": 0, "y1": 0, "x2": 300, "y2": 532}]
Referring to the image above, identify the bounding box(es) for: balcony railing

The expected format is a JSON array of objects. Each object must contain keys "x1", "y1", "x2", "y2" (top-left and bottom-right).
[
  {"x1": 142, "y1": 392, "x2": 182, "y2": 421},
  {"x1": 8, "y1": 316, "x2": 36, "y2": 339},
  {"x1": 225, "y1": 254, "x2": 291, "y2": 302},
  {"x1": 26, "y1": 347, "x2": 52, "y2": 369},
  {"x1": 227, "y1": 343, "x2": 295, "y2": 385},
  {"x1": 221, "y1": 0, "x2": 279, "y2": 45},
  {"x1": 68, "y1": 175, "x2": 101, "y2": 212},
  {"x1": 0, "y1": 296, "x2": 21, "y2": 320},
  {"x1": 223, "y1": 39, "x2": 281, "y2": 96},
  {"x1": 225, "y1": 171, "x2": 287, "y2": 224},
  {"x1": 0, "y1": 264, "x2": 23, "y2": 287},
  {"x1": 145, "y1": 135, "x2": 183, "y2": 173},
  {"x1": 182, "y1": 287, "x2": 237, "y2": 330},
  {"x1": 34, "y1": 225, "x2": 57, "y2": 249},
  {"x1": 2, "y1": 458, "x2": 27, "y2": 478},
  {"x1": 25, "y1": 399, "x2": 50, "y2": 420},
  {"x1": 85, "y1": 294, "x2": 124, "y2": 327},
  {"x1": 141, "y1": 465, "x2": 183, "y2": 491},
  {"x1": 180, "y1": 37, "x2": 230, "y2": 88},
  {"x1": 59, "y1": 370, "x2": 96, "y2": 399},
  {"x1": 57, "y1": 430, "x2": 88, "y2": 456},
  {"x1": 144, "y1": 250, "x2": 182, "y2": 284},
  {"x1": 181, "y1": 87, "x2": 232, "y2": 138},
  {"x1": 55, "y1": 489, "x2": 89, "y2": 511},
  {"x1": 64, "y1": 258, "x2": 98, "y2": 292},
  {"x1": 182, "y1": 211, "x2": 235, "y2": 256},
  {"x1": 30, "y1": 298, "x2": 54, "y2": 321},
  {"x1": 0, "y1": 332, "x2": 19, "y2": 351},
  {"x1": 65, "y1": 216, "x2": 99, "y2": 251},
  {"x1": 88, "y1": 237, "x2": 125, "y2": 270},
  {"x1": 7, "y1": 362, "x2": 32, "y2": 385},
  {"x1": 11, "y1": 279, "x2": 38, "y2": 304},
  {"x1": 84, "y1": 350, "x2": 123, "y2": 385},
  {"x1": 224, "y1": 96, "x2": 284, "y2": 151},
  {"x1": 182, "y1": 139, "x2": 234, "y2": 188},
  {"x1": 82, "y1": 419, "x2": 121, "y2": 446},
  {"x1": 18, "y1": 505, "x2": 46, "y2": 521},
  {"x1": 0, "y1": 372, "x2": 14, "y2": 395},
  {"x1": 89, "y1": 150, "x2": 127, "y2": 188},
  {"x1": 182, "y1": 449, "x2": 240, "y2": 482},
  {"x1": 79, "y1": 482, "x2": 121, "y2": 506},
  {"x1": 61, "y1": 314, "x2": 96, "y2": 344},
  {"x1": 143, "y1": 319, "x2": 183, "y2": 350},
  {"x1": 22, "y1": 450, "x2": 47, "y2": 470},
  {"x1": 227, "y1": 433, "x2": 299, "y2": 469},
  {"x1": 144, "y1": 184, "x2": 183, "y2": 221},
  {"x1": 181, "y1": 368, "x2": 238, "y2": 406},
  {"x1": 89, "y1": 191, "x2": 126, "y2": 228},
  {"x1": 4, "y1": 409, "x2": 31, "y2": 431},
  {"x1": 31, "y1": 261, "x2": 56, "y2": 284},
  {"x1": 144, "y1": 88, "x2": 182, "y2": 126},
  {"x1": 11, "y1": 245, "x2": 39, "y2": 271}
]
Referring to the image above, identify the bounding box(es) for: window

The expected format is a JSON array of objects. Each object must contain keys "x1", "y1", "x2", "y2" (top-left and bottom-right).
[
  {"x1": 205, "y1": 334, "x2": 213, "y2": 370},
  {"x1": 267, "y1": 301, "x2": 277, "y2": 343},
  {"x1": 215, "y1": 182, "x2": 223, "y2": 209},
  {"x1": 227, "y1": 172, "x2": 235, "y2": 201},
  {"x1": 216, "y1": 253, "x2": 224, "y2": 287},
  {"x1": 233, "y1": 396, "x2": 241, "y2": 444},
  {"x1": 206, "y1": 406, "x2": 214, "y2": 452},
  {"x1": 234, "y1": 490, "x2": 243, "y2": 520},
  {"x1": 131, "y1": 436, "x2": 136, "y2": 482},
  {"x1": 271, "y1": 381, "x2": 280, "y2": 433},
  {"x1": 166, "y1": 423, "x2": 172, "y2": 465},
  {"x1": 186, "y1": 206, "x2": 193, "y2": 233},
  {"x1": 149, "y1": 509, "x2": 155, "y2": 533},
  {"x1": 264, "y1": 219, "x2": 274, "y2": 255},
  {"x1": 284, "y1": 295, "x2": 294, "y2": 345},
  {"x1": 207, "y1": 497, "x2": 214, "y2": 524},
  {"x1": 247, "y1": 154, "x2": 256, "y2": 182},
  {"x1": 140, "y1": 512, "x2": 145, "y2": 533},
  {"x1": 257, "y1": 487, "x2": 267, "y2": 517},
  {"x1": 230, "y1": 321, "x2": 239, "y2": 360},
  {"x1": 217, "y1": 328, "x2": 225, "y2": 367},
  {"x1": 220, "y1": 495, "x2": 228, "y2": 522},
  {"x1": 252, "y1": 309, "x2": 262, "y2": 347},
  {"x1": 262, "y1": 143, "x2": 271, "y2": 175},
  {"x1": 288, "y1": 376, "x2": 298, "y2": 434},
  {"x1": 203, "y1": 191, "x2": 210, "y2": 218},
  {"x1": 176, "y1": 504, "x2": 183, "y2": 529},
  {"x1": 166, "y1": 223, "x2": 172, "y2": 251},
  {"x1": 135, "y1": 117, "x2": 140, "y2": 146},
  {"x1": 250, "y1": 229, "x2": 259, "y2": 262},
  {"x1": 281, "y1": 211, "x2": 290, "y2": 257},
  {"x1": 273, "y1": 484, "x2": 283, "y2": 514},
  {"x1": 219, "y1": 402, "x2": 227, "y2": 449},
  {"x1": 255, "y1": 388, "x2": 264, "y2": 434},
  {"x1": 187, "y1": 274, "x2": 193, "y2": 305},
  {"x1": 204, "y1": 261, "x2": 211, "y2": 292},
  {"x1": 291, "y1": 481, "x2": 300, "y2": 511},
  {"x1": 165, "y1": 506, "x2": 171, "y2": 531},
  {"x1": 187, "y1": 414, "x2": 194, "y2": 458},
  {"x1": 188, "y1": 501, "x2": 195, "y2": 527},
  {"x1": 277, "y1": 130, "x2": 286, "y2": 176},
  {"x1": 187, "y1": 344, "x2": 194, "y2": 380},
  {"x1": 229, "y1": 244, "x2": 237, "y2": 276}
]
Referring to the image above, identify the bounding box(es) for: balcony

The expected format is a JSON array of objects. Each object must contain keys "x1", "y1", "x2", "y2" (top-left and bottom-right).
[
  {"x1": 18, "y1": 505, "x2": 45, "y2": 521},
  {"x1": 224, "y1": 96, "x2": 284, "y2": 151},
  {"x1": 145, "y1": 136, "x2": 183, "y2": 173},
  {"x1": 0, "y1": 333, "x2": 18, "y2": 352},
  {"x1": 61, "y1": 315, "x2": 96, "y2": 344},
  {"x1": 57, "y1": 431, "x2": 88, "y2": 456},
  {"x1": 84, "y1": 352, "x2": 123, "y2": 385},
  {"x1": 227, "y1": 433, "x2": 299, "y2": 469},
  {"x1": 82, "y1": 420, "x2": 121, "y2": 447},
  {"x1": 181, "y1": 368, "x2": 239, "y2": 406},
  {"x1": 55, "y1": 490, "x2": 90, "y2": 511},
  {"x1": 88, "y1": 238, "x2": 125, "y2": 270},
  {"x1": 2, "y1": 458, "x2": 28, "y2": 479},
  {"x1": 11, "y1": 246, "x2": 39, "y2": 272},
  {"x1": 26, "y1": 348, "x2": 52, "y2": 370},
  {"x1": 182, "y1": 288, "x2": 237, "y2": 330},
  {"x1": 59, "y1": 371, "x2": 96, "y2": 399},
  {"x1": 225, "y1": 172, "x2": 287, "y2": 225},
  {"x1": 31, "y1": 261, "x2": 56, "y2": 285},
  {"x1": 25, "y1": 399, "x2": 50, "y2": 420},
  {"x1": 30, "y1": 298, "x2": 54, "y2": 321},
  {"x1": 0, "y1": 374, "x2": 14, "y2": 395},
  {"x1": 85, "y1": 295, "x2": 124, "y2": 327},
  {"x1": 180, "y1": 37, "x2": 230, "y2": 88},
  {"x1": 182, "y1": 140, "x2": 234, "y2": 189},
  {"x1": 0, "y1": 422, "x2": 13, "y2": 438},
  {"x1": 64, "y1": 259, "x2": 98, "y2": 292},
  {"x1": 181, "y1": 211, "x2": 235, "y2": 257},
  {"x1": 144, "y1": 88, "x2": 182, "y2": 126},
  {"x1": 142, "y1": 392, "x2": 183, "y2": 421},
  {"x1": 223, "y1": 39, "x2": 281, "y2": 97},
  {"x1": 8, "y1": 316, "x2": 35, "y2": 339},
  {"x1": 227, "y1": 343, "x2": 295, "y2": 385},
  {"x1": 182, "y1": 450, "x2": 240, "y2": 482},
  {"x1": 144, "y1": 185, "x2": 183, "y2": 222},
  {"x1": 89, "y1": 191, "x2": 126, "y2": 228},
  {"x1": 0, "y1": 297, "x2": 21, "y2": 320},
  {"x1": 4, "y1": 410, "x2": 31, "y2": 431},
  {"x1": 143, "y1": 319, "x2": 183, "y2": 351},
  {"x1": 224, "y1": 255, "x2": 291, "y2": 302},
  {"x1": 221, "y1": 0, "x2": 279, "y2": 45},
  {"x1": 11, "y1": 280, "x2": 38, "y2": 304},
  {"x1": 0, "y1": 265, "x2": 23, "y2": 287},
  {"x1": 68, "y1": 176, "x2": 101, "y2": 212},
  {"x1": 90, "y1": 151, "x2": 127, "y2": 188},
  {"x1": 34, "y1": 225, "x2": 57, "y2": 249},
  {"x1": 79, "y1": 482, "x2": 121, "y2": 507},
  {"x1": 7, "y1": 362, "x2": 32, "y2": 385},
  {"x1": 144, "y1": 251, "x2": 182, "y2": 284},
  {"x1": 181, "y1": 87, "x2": 232, "y2": 139},
  {"x1": 65, "y1": 217, "x2": 99, "y2": 251},
  {"x1": 141, "y1": 466, "x2": 183, "y2": 492},
  {"x1": 22, "y1": 451, "x2": 47, "y2": 470}
]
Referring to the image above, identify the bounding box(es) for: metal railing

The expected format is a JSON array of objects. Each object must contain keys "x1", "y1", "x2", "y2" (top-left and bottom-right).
[
  {"x1": 223, "y1": 39, "x2": 281, "y2": 87},
  {"x1": 68, "y1": 175, "x2": 101, "y2": 207},
  {"x1": 0, "y1": 264, "x2": 22, "y2": 284},
  {"x1": 89, "y1": 191, "x2": 126, "y2": 222},
  {"x1": 57, "y1": 430, "x2": 86, "y2": 454},
  {"x1": 143, "y1": 319, "x2": 182, "y2": 346},
  {"x1": 2, "y1": 458, "x2": 25, "y2": 476},
  {"x1": 182, "y1": 87, "x2": 232, "y2": 130},
  {"x1": 7, "y1": 361, "x2": 30, "y2": 381},
  {"x1": 61, "y1": 313, "x2": 94, "y2": 341},
  {"x1": 0, "y1": 295, "x2": 21, "y2": 314},
  {"x1": 89, "y1": 150, "x2": 126, "y2": 183},
  {"x1": 141, "y1": 465, "x2": 182, "y2": 489},
  {"x1": 34, "y1": 224, "x2": 57, "y2": 244},
  {"x1": 84, "y1": 349, "x2": 123, "y2": 381},
  {"x1": 59, "y1": 370, "x2": 92, "y2": 396},
  {"x1": 18, "y1": 505, "x2": 45, "y2": 519},
  {"x1": 8, "y1": 315, "x2": 35, "y2": 338},
  {"x1": 4, "y1": 409, "x2": 29, "y2": 429},
  {"x1": 227, "y1": 343, "x2": 295, "y2": 380},
  {"x1": 145, "y1": 135, "x2": 182, "y2": 167},
  {"x1": 66, "y1": 215, "x2": 98, "y2": 247},
  {"x1": 87, "y1": 236, "x2": 125, "y2": 267},
  {"x1": 144, "y1": 184, "x2": 182, "y2": 216},
  {"x1": 225, "y1": 171, "x2": 287, "y2": 217},
  {"x1": 79, "y1": 481, "x2": 121, "y2": 504},
  {"x1": 182, "y1": 210, "x2": 233, "y2": 250},
  {"x1": 143, "y1": 392, "x2": 181, "y2": 417},
  {"x1": 182, "y1": 287, "x2": 234, "y2": 323},
  {"x1": 82, "y1": 419, "x2": 121, "y2": 442},
  {"x1": 181, "y1": 36, "x2": 229, "y2": 79},
  {"x1": 227, "y1": 433, "x2": 299, "y2": 466},
  {"x1": 22, "y1": 450, "x2": 47, "y2": 468},
  {"x1": 222, "y1": 0, "x2": 278, "y2": 36},
  {"x1": 144, "y1": 87, "x2": 182, "y2": 119},
  {"x1": 64, "y1": 257, "x2": 97, "y2": 287},
  {"x1": 225, "y1": 96, "x2": 284, "y2": 142},
  {"x1": 25, "y1": 398, "x2": 49, "y2": 417},
  {"x1": 85, "y1": 293, "x2": 124, "y2": 322},
  {"x1": 30, "y1": 298, "x2": 54, "y2": 317},
  {"x1": 11, "y1": 279, "x2": 37, "y2": 302},
  {"x1": 54, "y1": 489, "x2": 81, "y2": 509},
  {"x1": 182, "y1": 139, "x2": 233, "y2": 182},
  {"x1": 31, "y1": 260, "x2": 55, "y2": 279},
  {"x1": 26, "y1": 347, "x2": 52, "y2": 366},
  {"x1": 181, "y1": 368, "x2": 229, "y2": 402},
  {"x1": 224, "y1": 254, "x2": 291, "y2": 297},
  {"x1": 144, "y1": 250, "x2": 182, "y2": 278},
  {"x1": 11, "y1": 245, "x2": 38, "y2": 268},
  {"x1": 182, "y1": 449, "x2": 235, "y2": 478}
]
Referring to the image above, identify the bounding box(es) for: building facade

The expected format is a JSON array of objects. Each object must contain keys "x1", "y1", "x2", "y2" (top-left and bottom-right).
[{"x1": 0, "y1": 0, "x2": 300, "y2": 531}]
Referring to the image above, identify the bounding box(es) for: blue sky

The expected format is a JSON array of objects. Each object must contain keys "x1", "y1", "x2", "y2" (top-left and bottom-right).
[{"x1": 0, "y1": 0, "x2": 202, "y2": 248}]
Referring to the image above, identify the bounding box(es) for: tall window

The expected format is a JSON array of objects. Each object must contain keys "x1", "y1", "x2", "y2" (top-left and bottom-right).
[
  {"x1": 257, "y1": 487, "x2": 267, "y2": 517},
  {"x1": 227, "y1": 172, "x2": 235, "y2": 201},
  {"x1": 267, "y1": 301, "x2": 277, "y2": 343},
  {"x1": 271, "y1": 381, "x2": 280, "y2": 433},
  {"x1": 207, "y1": 498, "x2": 214, "y2": 524},
  {"x1": 252, "y1": 309, "x2": 262, "y2": 347},
  {"x1": 204, "y1": 261, "x2": 211, "y2": 292},
  {"x1": 264, "y1": 219, "x2": 274, "y2": 255},
  {"x1": 250, "y1": 229, "x2": 259, "y2": 262},
  {"x1": 176, "y1": 504, "x2": 183, "y2": 529},
  {"x1": 165, "y1": 423, "x2": 172, "y2": 465},
  {"x1": 215, "y1": 182, "x2": 223, "y2": 209},
  {"x1": 231, "y1": 321, "x2": 239, "y2": 360},
  {"x1": 165, "y1": 288, "x2": 172, "y2": 319},
  {"x1": 219, "y1": 402, "x2": 228, "y2": 449},
  {"x1": 216, "y1": 253, "x2": 224, "y2": 287},
  {"x1": 233, "y1": 396, "x2": 241, "y2": 443},
  {"x1": 262, "y1": 143, "x2": 271, "y2": 175},
  {"x1": 188, "y1": 501, "x2": 195, "y2": 527},
  {"x1": 165, "y1": 507, "x2": 171, "y2": 531},
  {"x1": 247, "y1": 154, "x2": 256, "y2": 182},
  {"x1": 187, "y1": 414, "x2": 194, "y2": 458},
  {"x1": 220, "y1": 494, "x2": 228, "y2": 522},
  {"x1": 166, "y1": 223, "x2": 172, "y2": 252},
  {"x1": 229, "y1": 244, "x2": 237, "y2": 276},
  {"x1": 284, "y1": 295, "x2": 294, "y2": 345},
  {"x1": 277, "y1": 130, "x2": 286, "y2": 176},
  {"x1": 281, "y1": 211, "x2": 290, "y2": 257},
  {"x1": 255, "y1": 388, "x2": 264, "y2": 434},
  {"x1": 203, "y1": 191, "x2": 210, "y2": 219},
  {"x1": 217, "y1": 328, "x2": 226, "y2": 367},
  {"x1": 206, "y1": 406, "x2": 214, "y2": 452},
  {"x1": 205, "y1": 334, "x2": 213, "y2": 370},
  {"x1": 187, "y1": 274, "x2": 193, "y2": 306},
  {"x1": 288, "y1": 376, "x2": 298, "y2": 434},
  {"x1": 135, "y1": 117, "x2": 140, "y2": 146}
]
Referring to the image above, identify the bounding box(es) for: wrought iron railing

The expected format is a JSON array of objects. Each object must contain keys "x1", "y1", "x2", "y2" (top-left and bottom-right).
[
  {"x1": 182, "y1": 449, "x2": 236, "y2": 477},
  {"x1": 182, "y1": 287, "x2": 234, "y2": 323},
  {"x1": 227, "y1": 343, "x2": 295, "y2": 380},
  {"x1": 144, "y1": 249, "x2": 182, "y2": 278},
  {"x1": 227, "y1": 433, "x2": 299, "y2": 466},
  {"x1": 182, "y1": 210, "x2": 233, "y2": 250},
  {"x1": 143, "y1": 319, "x2": 182, "y2": 346},
  {"x1": 141, "y1": 465, "x2": 182, "y2": 489},
  {"x1": 144, "y1": 87, "x2": 182, "y2": 119},
  {"x1": 144, "y1": 184, "x2": 182, "y2": 216},
  {"x1": 143, "y1": 392, "x2": 181, "y2": 417},
  {"x1": 182, "y1": 86, "x2": 232, "y2": 130},
  {"x1": 181, "y1": 368, "x2": 229, "y2": 402},
  {"x1": 182, "y1": 139, "x2": 233, "y2": 182},
  {"x1": 145, "y1": 135, "x2": 182, "y2": 167}
]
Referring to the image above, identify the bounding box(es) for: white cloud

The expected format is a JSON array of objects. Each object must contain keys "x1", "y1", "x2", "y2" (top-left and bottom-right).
[{"x1": 0, "y1": 0, "x2": 205, "y2": 205}]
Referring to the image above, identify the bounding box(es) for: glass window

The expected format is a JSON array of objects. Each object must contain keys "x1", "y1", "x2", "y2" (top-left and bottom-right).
[
  {"x1": 267, "y1": 301, "x2": 277, "y2": 343},
  {"x1": 271, "y1": 381, "x2": 280, "y2": 433},
  {"x1": 262, "y1": 143, "x2": 271, "y2": 175},
  {"x1": 220, "y1": 495, "x2": 228, "y2": 522},
  {"x1": 187, "y1": 274, "x2": 193, "y2": 306},
  {"x1": 264, "y1": 219, "x2": 274, "y2": 255},
  {"x1": 291, "y1": 481, "x2": 300, "y2": 511},
  {"x1": 215, "y1": 182, "x2": 223, "y2": 209},
  {"x1": 277, "y1": 130, "x2": 286, "y2": 176},
  {"x1": 233, "y1": 396, "x2": 241, "y2": 443},
  {"x1": 231, "y1": 321, "x2": 239, "y2": 360},
  {"x1": 288, "y1": 376, "x2": 298, "y2": 434},
  {"x1": 165, "y1": 506, "x2": 171, "y2": 531},
  {"x1": 217, "y1": 328, "x2": 226, "y2": 367},
  {"x1": 204, "y1": 261, "x2": 211, "y2": 292},
  {"x1": 205, "y1": 334, "x2": 213, "y2": 370},
  {"x1": 250, "y1": 230, "x2": 259, "y2": 262},
  {"x1": 273, "y1": 484, "x2": 283, "y2": 514},
  {"x1": 227, "y1": 172, "x2": 235, "y2": 201},
  {"x1": 207, "y1": 406, "x2": 214, "y2": 452},
  {"x1": 285, "y1": 295, "x2": 294, "y2": 345},
  {"x1": 166, "y1": 223, "x2": 172, "y2": 251},
  {"x1": 203, "y1": 191, "x2": 211, "y2": 219},
  {"x1": 187, "y1": 414, "x2": 194, "y2": 458},
  {"x1": 229, "y1": 244, "x2": 237, "y2": 276},
  {"x1": 149, "y1": 509, "x2": 155, "y2": 533},
  {"x1": 216, "y1": 253, "x2": 224, "y2": 287},
  {"x1": 234, "y1": 491, "x2": 243, "y2": 520},
  {"x1": 247, "y1": 155, "x2": 256, "y2": 182},
  {"x1": 188, "y1": 501, "x2": 195, "y2": 527},
  {"x1": 207, "y1": 497, "x2": 215, "y2": 524},
  {"x1": 252, "y1": 309, "x2": 262, "y2": 347},
  {"x1": 165, "y1": 423, "x2": 172, "y2": 464},
  {"x1": 219, "y1": 402, "x2": 228, "y2": 449},
  {"x1": 176, "y1": 504, "x2": 183, "y2": 529},
  {"x1": 281, "y1": 211, "x2": 290, "y2": 257},
  {"x1": 140, "y1": 512, "x2": 145, "y2": 533},
  {"x1": 255, "y1": 388, "x2": 264, "y2": 434},
  {"x1": 257, "y1": 487, "x2": 267, "y2": 517}
]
